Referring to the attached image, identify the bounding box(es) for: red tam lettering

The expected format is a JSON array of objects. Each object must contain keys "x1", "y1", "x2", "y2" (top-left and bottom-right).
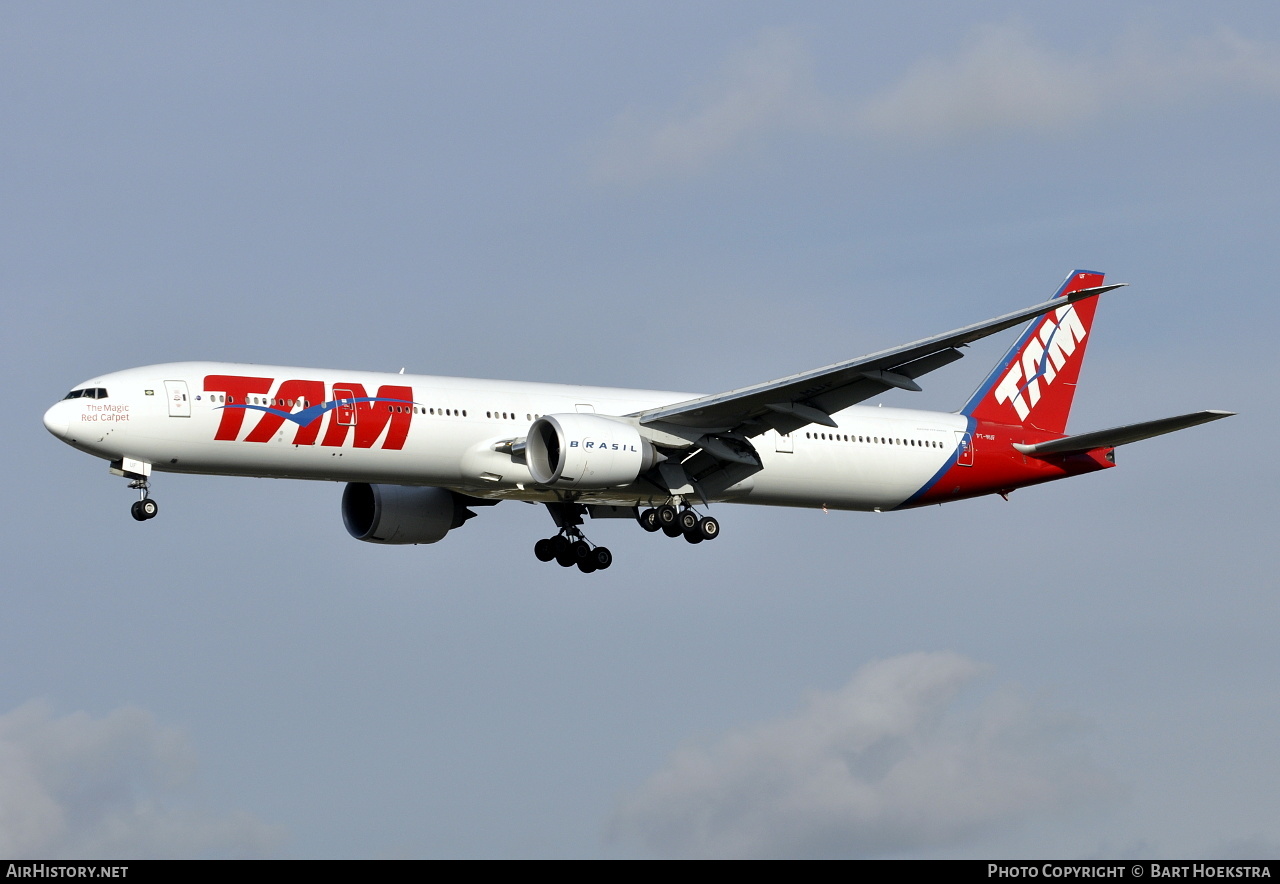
[
  {"x1": 205, "y1": 375, "x2": 273, "y2": 441},
  {"x1": 320, "y1": 384, "x2": 414, "y2": 450},
  {"x1": 243, "y1": 379, "x2": 328, "y2": 444}
]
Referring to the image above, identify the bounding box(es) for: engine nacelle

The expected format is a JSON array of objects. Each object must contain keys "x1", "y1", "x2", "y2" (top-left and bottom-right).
[
  {"x1": 526, "y1": 413, "x2": 658, "y2": 489},
  {"x1": 341, "y1": 483, "x2": 470, "y2": 544}
]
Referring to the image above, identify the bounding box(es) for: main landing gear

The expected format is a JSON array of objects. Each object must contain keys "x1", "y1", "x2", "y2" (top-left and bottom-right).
[
  {"x1": 128, "y1": 478, "x2": 159, "y2": 522},
  {"x1": 534, "y1": 501, "x2": 612, "y2": 574},
  {"x1": 637, "y1": 504, "x2": 719, "y2": 544},
  {"x1": 534, "y1": 501, "x2": 720, "y2": 573},
  {"x1": 533, "y1": 534, "x2": 613, "y2": 573}
]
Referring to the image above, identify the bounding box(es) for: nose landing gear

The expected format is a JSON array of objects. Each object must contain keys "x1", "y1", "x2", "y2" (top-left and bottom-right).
[
  {"x1": 128, "y1": 478, "x2": 159, "y2": 521},
  {"x1": 111, "y1": 458, "x2": 159, "y2": 522},
  {"x1": 130, "y1": 496, "x2": 159, "y2": 521}
]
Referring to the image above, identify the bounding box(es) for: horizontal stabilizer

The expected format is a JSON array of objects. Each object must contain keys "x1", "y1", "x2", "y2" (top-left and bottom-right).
[{"x1": 1013, "y1": 410, "x2": 1235, "y2": 456}]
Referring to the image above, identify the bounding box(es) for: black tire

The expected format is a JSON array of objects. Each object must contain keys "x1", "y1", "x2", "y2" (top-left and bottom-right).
[
  {"x1": 677, "y1": 510, "x2": 699, "y2": 532},
  {"x1": 683, "y1": 528, "x2": 703, "y2": 544},
  {"x1": 130, "y1": 501, "x2": 148, "y2": 522},
  {"x1": 592, "y1": 547, "x2": 613, "y2": 570},
  {"x1": 556, "y1": 548, "x2": 576, "y2": 567},
  {"x1": 140, "y1": 499, "x2": 158, "y2": 519},
  {"x1": 572, "y1": 540, "x2": 592, "y2": 560},
  {"x1": 577, "y1": 558, "x2": 598, "y2": 574},
  {"x1": 656, "y1": 504, "x2": 678, "y2": 527},
  {"x1": 698, "y1": 516, "x2": 720, "y2": 540},
  {"x1": 550, "y1": 535, "x2": 571, "y2": 556},
  {"x1": 534, "y1": 538, "x2": 555, "y2": 562},
  {"x1": 661, "y1": 523, "x2": 683, "y2": 538},
  {"x1": 639, "y1": 508, "x2": 660, "y2": 532}
]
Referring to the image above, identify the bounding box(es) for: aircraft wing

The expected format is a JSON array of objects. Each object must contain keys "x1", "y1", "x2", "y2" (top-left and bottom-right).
[
  {"x1": 1012, "y1": 410, "x2": 1234, "y2": 456},
  {"x1": 632, "y1": 283, "x2": 1125, "y2": 438}
]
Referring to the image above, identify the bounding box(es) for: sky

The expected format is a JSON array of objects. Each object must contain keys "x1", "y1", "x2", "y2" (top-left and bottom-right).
[{"x1": 1, "y1": 1, "x2": 1276, "y2": 859}]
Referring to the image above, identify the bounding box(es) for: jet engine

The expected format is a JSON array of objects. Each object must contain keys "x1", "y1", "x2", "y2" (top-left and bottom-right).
[
  {"x1": 526, "y1": 413, "x2": 659, "y2": 489},
  {"x1": 341, "y1": 483, "x2": 479, "y2": 544}
]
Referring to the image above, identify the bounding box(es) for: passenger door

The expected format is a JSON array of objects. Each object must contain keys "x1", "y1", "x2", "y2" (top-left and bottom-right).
[{"x1": 164, "y1": 380, "x2": 191, "y2": 418}]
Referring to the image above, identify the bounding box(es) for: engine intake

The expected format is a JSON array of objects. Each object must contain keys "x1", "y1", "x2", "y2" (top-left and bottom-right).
[
  {"x1": 341, "y1": 483, "x2": 478, "y2": 544},
  {"x1": 526, "y1": 413, "x2": 658, "y2": 489}
]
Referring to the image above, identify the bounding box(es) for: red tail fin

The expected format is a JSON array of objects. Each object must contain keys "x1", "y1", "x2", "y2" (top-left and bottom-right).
[{"x1": 961, "y1": 270, "x2": 1104, "y2": 435}]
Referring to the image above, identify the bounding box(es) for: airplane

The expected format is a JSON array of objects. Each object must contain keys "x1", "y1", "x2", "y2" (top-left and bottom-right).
[{"x1": 42, "y1": 270, "x2": 1231, "y2": 573}]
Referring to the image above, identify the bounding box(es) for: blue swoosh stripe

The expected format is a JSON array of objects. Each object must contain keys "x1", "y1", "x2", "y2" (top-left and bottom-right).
[{"x1": 216, "y1": 397, "x2": 417, "y2": 427}]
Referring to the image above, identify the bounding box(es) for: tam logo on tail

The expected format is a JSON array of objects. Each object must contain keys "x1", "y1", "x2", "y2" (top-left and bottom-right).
[
  {"x1": 963, "y1": 270, "x2": 1103, "y2": 434},
  {"x1": 992, "y1": 303, "x2": 1088, "y2": 421}
]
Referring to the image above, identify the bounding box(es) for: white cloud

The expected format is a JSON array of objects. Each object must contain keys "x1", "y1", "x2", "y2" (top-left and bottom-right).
[
  {"x1": 0, "y1": 701, "x2": 284, "y2": 859},
  {"x1": 590, "y1": 29, "x2": 823, "y2": 183},
  {"x1": 857, "y1": 23, "x2": 1280, "y2": 140},
  {"x1": 856, "y1": 22, "x2": 1097, "y2": 139},
  {"x1": 591, "y1": 24, "x2": 1280, "y2": 181},
  {"x1": 610, "y1": 652, "x2": 1112, "y2": 858}
]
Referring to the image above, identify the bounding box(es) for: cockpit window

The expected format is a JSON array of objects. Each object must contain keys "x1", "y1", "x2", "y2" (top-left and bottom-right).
[{"x1": 63, "y1": 387, "x2": 108, "y2": 400}]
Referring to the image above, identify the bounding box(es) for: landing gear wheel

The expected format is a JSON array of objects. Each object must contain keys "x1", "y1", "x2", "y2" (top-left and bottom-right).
[
  {"x1": 677, "y1": 510, "x2": 699, "y2": 532},
  {"x1": 534, "y1": 538, "x2": 555, "y2": 562},
  {"x1": 656, "y1": 504, "x2": 679, "y2": 528},
  {"x1": 683, "y1": 525, "x2": 703, "y2": 544},
  {"x1": 698, "y1": 516, "x2": 719, "y2": 540},
  {"x1": 539, "y1": 501, "x2": 616, "y2": 574},
  {"x1": 131, "y1": 499, "x2": 158, "y2": 521},
  {"x1": 661, "y1": 523, "x2": 683, "y2": 538},
  {"x1": 638, "y1": 508, "x2": 660, "y2": 532},
  {"x1": 130, "y1": 501, "x2": 147, "y2": 521}
]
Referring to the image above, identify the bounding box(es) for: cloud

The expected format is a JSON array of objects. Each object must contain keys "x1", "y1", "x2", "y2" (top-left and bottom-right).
[
  {"x1": 590, "y1": 29, "x2": 824, "y2": 183},
  {"x1": 591, "y1": 24, "x2": 1280, "y2": 180},
  {"x1": 857, "y1": 22, "x2": 1280, "y2": 140},
  {"x1": 856, "y1": 22, "x2": 1098, "y2": 139},
  {"x1": 609, "y1": 652, "x2": 1112, "y2": 858},
  {"x1": 0, "y1": 701, "x2": 284, "y2": 859}
]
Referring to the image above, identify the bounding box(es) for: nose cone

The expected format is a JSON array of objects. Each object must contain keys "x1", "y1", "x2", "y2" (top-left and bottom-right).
[{"x1": 43, "y1": 401, "x2": 70, "y2": 439}]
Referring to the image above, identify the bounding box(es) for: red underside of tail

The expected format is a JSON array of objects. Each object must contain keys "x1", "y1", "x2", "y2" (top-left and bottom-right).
[{"x1": 900, "y1": 419, "x2": 1114, "y2": 508}]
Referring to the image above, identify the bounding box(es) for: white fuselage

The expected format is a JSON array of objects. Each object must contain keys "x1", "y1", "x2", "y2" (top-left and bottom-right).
[{"x1": 43, "y1": 362, "x2": 970, "y2": 512}]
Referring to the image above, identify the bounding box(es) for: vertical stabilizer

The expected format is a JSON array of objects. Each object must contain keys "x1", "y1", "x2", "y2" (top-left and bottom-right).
[{"x1": 960, "y1": 270, "x2": 1104, "y2": 435}]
